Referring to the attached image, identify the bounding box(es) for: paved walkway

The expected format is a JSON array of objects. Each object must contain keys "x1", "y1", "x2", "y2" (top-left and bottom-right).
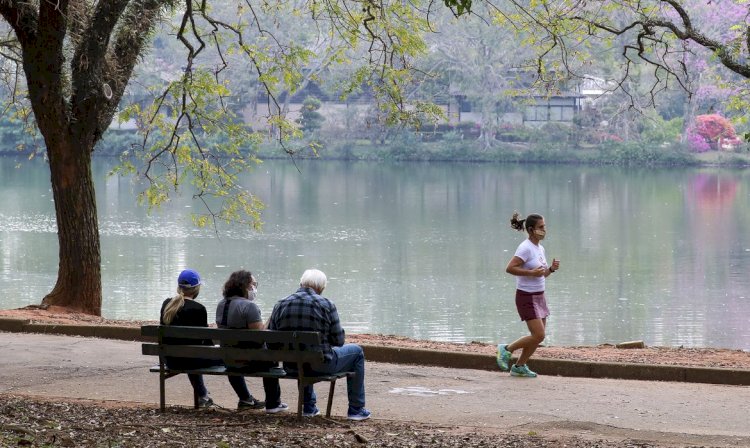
[{"x1": 1, "y1": 331, "x2": 749, "y2": 446}]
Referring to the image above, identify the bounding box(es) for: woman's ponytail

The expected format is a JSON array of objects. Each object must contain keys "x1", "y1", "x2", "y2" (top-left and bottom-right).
[{"x1": 162, "y1": 290, "x2": 186, "y2": 325}]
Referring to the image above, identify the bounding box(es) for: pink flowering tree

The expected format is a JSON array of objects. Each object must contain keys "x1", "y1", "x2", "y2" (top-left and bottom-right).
[{"x1": 688, "y1": 114, "x2": 739, "y2": 152}]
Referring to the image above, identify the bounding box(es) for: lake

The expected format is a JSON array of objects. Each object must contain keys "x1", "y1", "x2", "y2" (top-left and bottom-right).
[{"x1": 1, "y1": 156, "x2": 749, "y2": 350}]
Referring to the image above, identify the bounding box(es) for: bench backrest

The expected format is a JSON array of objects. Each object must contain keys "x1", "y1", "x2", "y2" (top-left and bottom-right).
[{"x1": 141, "y1": 325, "x2": 326, "y2": 366}]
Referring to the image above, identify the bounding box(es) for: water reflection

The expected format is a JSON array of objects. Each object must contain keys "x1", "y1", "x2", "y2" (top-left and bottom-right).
[{"x1": 0, "y1": 157, "x2": 749, "y2": 350}]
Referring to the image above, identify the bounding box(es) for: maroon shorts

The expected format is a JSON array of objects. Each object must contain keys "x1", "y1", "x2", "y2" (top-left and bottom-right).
[{"x1": 515, "y1": 289, "x2": 550, "y2": 321}]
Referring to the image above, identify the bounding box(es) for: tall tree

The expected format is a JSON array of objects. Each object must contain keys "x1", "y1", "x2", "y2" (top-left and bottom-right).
[
  {"x1": 0, "y1": 0, "x2": 436, "y2": 315},
  {"x1": 420, "y1": 5, "x2": 531, "y2": 148}
]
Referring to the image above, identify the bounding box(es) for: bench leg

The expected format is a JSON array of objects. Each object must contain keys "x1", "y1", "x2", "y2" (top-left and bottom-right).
[
  {"x1": 159, "y1": 371, "x2": 166, "y2": 412},
  {"x1": 326, "y1": 380, "x2": 336, "y2": 418},
  {"x1": 297, "y1": 382, "x2": 305, "y2": 419}
]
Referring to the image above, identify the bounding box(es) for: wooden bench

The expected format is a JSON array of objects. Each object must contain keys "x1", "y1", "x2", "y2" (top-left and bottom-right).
[{"x1": 141, "y1": 325, "x2": 354, "y2": 418}]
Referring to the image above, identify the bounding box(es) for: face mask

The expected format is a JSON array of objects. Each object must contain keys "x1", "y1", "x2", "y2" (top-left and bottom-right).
[
  {"x1": 534, "y1": 229, "x2": 546, "y2": 237},
  {"x1": 248, "y1": 285, "x2": 257, "y2": 301}
]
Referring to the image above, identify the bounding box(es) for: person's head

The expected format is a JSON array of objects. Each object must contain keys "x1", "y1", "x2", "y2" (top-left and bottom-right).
[
  {"x1": 177, "y1": 269, "x2": 201, "y2": 299},
  {"x1": 510, "y1": 212, "x2": 546, "y2": 240},
  {"x1": 300, "y1": 269, "x2": 327, "y2": 294},
  {"x1": 163, "y1": 269, "x2": 201, "y2": 324},
  {"x1": 223, "y1": 270, "x2": 257, "y2": 299}
]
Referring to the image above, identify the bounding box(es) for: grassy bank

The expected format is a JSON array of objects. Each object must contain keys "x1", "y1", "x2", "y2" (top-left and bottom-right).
[
  {"x1": 255, "y1": 139, "x2": 750, "y2": 168},
  {"x1": 5, "y1": 128, "x2": 750, "y2": 167}
]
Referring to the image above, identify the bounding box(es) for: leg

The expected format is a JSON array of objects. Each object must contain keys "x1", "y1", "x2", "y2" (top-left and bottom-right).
[
  {"x1": 303, "y1": 384, "x2": 317, "y2": 410},
  {"x1": 318, "y1": 344, "x2": 366, "y2": 409},
  {"x1": 227, "y1": 375, "x2": 252, "y2": 401},
  {"x1": 262, "y1": 377, "x2": 281, "y2": 409},
  {"x1": 509, "y1": 318, "x2": 546, "y2": 366},
  {"x1": 187, "y1": 374, "x2": 208, "y2": 399}
]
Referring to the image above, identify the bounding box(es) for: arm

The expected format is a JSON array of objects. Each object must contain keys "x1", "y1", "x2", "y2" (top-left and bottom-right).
[
  {"x1": 198, "y1": 305, "x2": 215, "y2": 346},
  {"x1": 544, "y1": 258, "x2": 561, "y2": 278},
  {"x1": 199, "y1": 306, "x2": 208, "y2": 327},
  {"x1": 506, "y1": 256, "x2": 546, "y2": 278},
  {"x1": 248, "y1": 320, "x2": 264, "y2": 330},
  {"x1": 328, "y1": 304, "x2": 346, "y2": 347},
  {"x1": 246, "y1": 302, "x2": 264, "y2": 330},
  {"x1": 266, "y1": 304, "x2": 278, "y2": 331}
]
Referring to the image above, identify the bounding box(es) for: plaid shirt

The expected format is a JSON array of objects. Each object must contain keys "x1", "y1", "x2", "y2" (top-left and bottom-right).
[{"x1": 268, "y1": 287, "x2": 345, "y2": 362}]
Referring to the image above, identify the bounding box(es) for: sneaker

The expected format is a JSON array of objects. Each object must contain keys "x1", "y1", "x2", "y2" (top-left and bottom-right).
[
  {"x1": 347, "y1": 406, "x2": 372, "y2": 421},
  {"x1": 302, "y1": 406, "x2": 321, "y2": 417},
  {"x1": 197, "y1": 396, "x2": 214, "y2": 408},
  {"x1": 238, "y1": 396, "x2": 265, "y2": 410},
  {"x1": 265, "y1": 403, "x2": 289, "y2": 414},
  {"x1": 510, "y1": 364, "x2": 538, "y2": 378},
  {"x1": 496, "y1": 344, "x2": 512, "y2": 372}
]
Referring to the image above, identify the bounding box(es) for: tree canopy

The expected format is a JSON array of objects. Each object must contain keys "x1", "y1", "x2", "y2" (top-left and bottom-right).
[{"x1": 0, "y1": 0, "x2": 441, "y2": 314}]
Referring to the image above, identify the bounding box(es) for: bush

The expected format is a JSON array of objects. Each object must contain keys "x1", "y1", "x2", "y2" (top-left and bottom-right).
[
  {"x1": 495, "y1": 124, "x2": 531, "y2": 142},
  {"x1": 688, "y1": 114, "x2": 737, "y2": 152},
  {"x1": 640, "y1": 115, "x2": 683, "y2": 145}
]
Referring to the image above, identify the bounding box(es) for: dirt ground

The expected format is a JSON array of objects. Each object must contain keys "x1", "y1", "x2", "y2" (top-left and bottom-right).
[
  {"x1": 2, "y1": 306, "x2": 749, "y2": 369},
  {"x1": 0, "y1": 395, "x2": 700, "y2": 448}
]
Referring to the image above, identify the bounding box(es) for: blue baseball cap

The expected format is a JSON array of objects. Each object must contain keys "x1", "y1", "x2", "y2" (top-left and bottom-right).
[{"x1": 177, "y1": 269, "x2": 202, "y2": 287}]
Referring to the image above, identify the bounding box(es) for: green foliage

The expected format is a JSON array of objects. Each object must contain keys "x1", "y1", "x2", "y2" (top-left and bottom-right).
[
  {"x1": 275, "y1": 130, "x2": 700, "y2": 167},
  {"x1": 297, "y1": 96, "x2": 325, "y2": 134},
  {"x1": 116, "y1": 69, "x2": 264, "y2": 229},
  {"x1": 597, "y1": 141, "x2": 697, "y2": 167},
  {"x1": 639, "y1": 114, "x2": 683, "y2": 145},
  {"x1": 443, "y1": 0, "x2": 472, "y2": 16},
  {"x1": 496, "y1": 124, "x2": 531, "y2": 142},
  {"x1": 529, "y1": 123, "x2": 576, "y2": 148},
  {"x1": 0, "y1": 109, "x2": 42, "y2": 157},
  {"x1": 95, "y1": 131, "x2": 141, "y2": 156}
]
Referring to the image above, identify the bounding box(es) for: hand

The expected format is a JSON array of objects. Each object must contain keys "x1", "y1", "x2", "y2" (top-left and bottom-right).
[
  {"x1": 550, "y1": 258, "x2": 560, "y2": 272},
  {"x1": 531, "y1": 266, "x2": 546, "y2": 277}
]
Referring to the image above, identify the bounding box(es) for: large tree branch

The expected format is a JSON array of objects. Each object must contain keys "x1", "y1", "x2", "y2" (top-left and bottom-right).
[
  {"x1": 649, "y1": 18, "x2": 750, "y2": 78},
  {"x1": 70, "y1": 0, "x2": 132, "y2": 143},
  {"x1": 18, "y1": 1, "x2": 69, "y2": 145},
  {"x1": 0, "y1": 0, "x2": 38, "y2": 46},
  {"x1": 575, "y1": 0, "x2": 750, "y2": 80},
  {"x1": 38, "y1": 0, "x2": 69, "y2": 49},
  {"x1": 74, "y1": 0, "x2": 175, "y2": 146}
]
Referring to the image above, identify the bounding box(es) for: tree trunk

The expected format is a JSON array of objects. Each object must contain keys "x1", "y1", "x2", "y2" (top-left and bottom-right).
[{"x1": 41, "y1": 139, "x2": 102, "y2": 315}]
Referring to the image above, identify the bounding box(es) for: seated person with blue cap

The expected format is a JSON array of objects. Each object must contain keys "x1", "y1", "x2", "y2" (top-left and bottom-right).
[{"x1": 159, "y1": 269, "x2": 254, "y2": 408}]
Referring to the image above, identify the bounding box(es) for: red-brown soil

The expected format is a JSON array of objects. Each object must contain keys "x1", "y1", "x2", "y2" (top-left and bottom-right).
[{"x1": 2, "y1": 306, "x2": 749, "y2": 369}]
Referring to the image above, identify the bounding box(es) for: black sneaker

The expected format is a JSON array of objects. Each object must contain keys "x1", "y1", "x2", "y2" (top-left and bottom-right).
[
  {"x1": 198, "y1": 396, "x2": 214, "y2": 408},
  {"x1": 238, "y1": 396, "x2": 265, "y2": 410}
]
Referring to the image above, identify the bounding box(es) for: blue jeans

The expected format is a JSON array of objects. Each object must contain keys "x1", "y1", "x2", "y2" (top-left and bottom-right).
[{"x1": 304, "y1": 344, "x2": 366, "y2": 410}]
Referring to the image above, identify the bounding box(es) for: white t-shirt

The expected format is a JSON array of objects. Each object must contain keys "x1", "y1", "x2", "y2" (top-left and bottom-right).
[{"x1": 513, "y1": 239, "x2": 547, "y2": 293}]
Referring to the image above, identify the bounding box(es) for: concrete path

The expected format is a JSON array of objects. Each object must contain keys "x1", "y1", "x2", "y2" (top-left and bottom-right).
[{"x1": 1, "y1": 332, "x2": 749, "y2": 446}]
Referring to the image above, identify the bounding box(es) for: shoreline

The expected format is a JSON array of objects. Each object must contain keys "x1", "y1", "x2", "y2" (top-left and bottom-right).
[{"x1": 1, "y1": 306, "x2": 749, "y2": 371}]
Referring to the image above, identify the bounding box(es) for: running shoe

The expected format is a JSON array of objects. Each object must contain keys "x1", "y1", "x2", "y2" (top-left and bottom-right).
[
  {"x1": 510, "y1": 364, "x2": 538, "y2": 378},
  {"x1": 496, "y1": 344, "x2": 512, "y2": 372}
]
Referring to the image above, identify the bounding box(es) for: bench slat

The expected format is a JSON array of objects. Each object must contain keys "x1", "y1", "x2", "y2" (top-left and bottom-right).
[
  {"x1": 142, "y1": 343, "x2": 324, "y2": 364},
  {"x1": 141, "y1": 325, "x2": 322, "y2": 346},
  {"x1": 148, "y1": 365, "x2": 352, "y2": 382}
]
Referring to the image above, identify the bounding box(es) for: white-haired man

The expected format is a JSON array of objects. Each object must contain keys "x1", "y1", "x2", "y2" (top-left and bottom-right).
[{"x1": 268, "y1": 269, "x2": 371, "y2": 421}]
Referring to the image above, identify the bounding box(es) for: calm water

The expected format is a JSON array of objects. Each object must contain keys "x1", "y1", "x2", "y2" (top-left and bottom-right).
[{"x1": 1, "y1": 156, "x2": 749, "y2": 350}]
